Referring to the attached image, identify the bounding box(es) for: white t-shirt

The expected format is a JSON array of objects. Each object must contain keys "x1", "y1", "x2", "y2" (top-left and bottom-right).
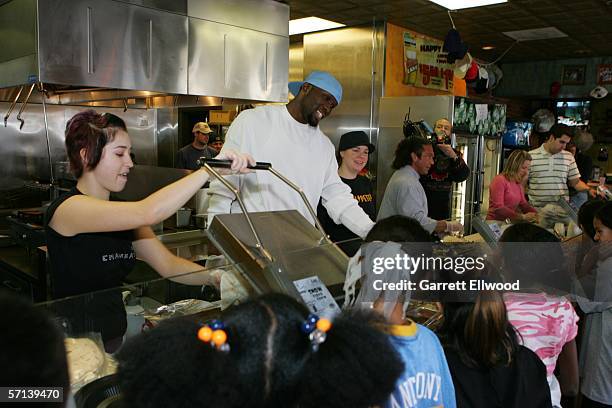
[{"x1": 207, "y1": 105, "x2": 374, "y2": 238}]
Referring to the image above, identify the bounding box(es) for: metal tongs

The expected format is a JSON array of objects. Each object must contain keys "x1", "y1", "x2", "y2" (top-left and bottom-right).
[
  {"x1": 197, "y1": 158, "x2": 331, "y2": 262},
  {"x1": 3, "y1": 83, "x2": 36, "y2": 129}
]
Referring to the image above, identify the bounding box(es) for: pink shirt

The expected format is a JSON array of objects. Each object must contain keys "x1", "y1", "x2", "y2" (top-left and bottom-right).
[
  {"x1": 504, "y1": 292, "x2": 579, "y2": 406},
  {"x1": 487, "y1": 174, "x2": 536, "y2": 220}
]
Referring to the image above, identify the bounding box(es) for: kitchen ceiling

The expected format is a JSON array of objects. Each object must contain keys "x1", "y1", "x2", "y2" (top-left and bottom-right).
[{"x1": 282, "y1": 0, "x2": 612, "y2": 63}]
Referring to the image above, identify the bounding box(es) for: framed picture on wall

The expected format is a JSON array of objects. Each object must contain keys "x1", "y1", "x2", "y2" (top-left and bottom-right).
[
  {"x1": 562, "y1": 65, "x2": 586, "y2": 85},
  {"x1": 597, "y1": 64, "x2": 612, "y2": 85}
]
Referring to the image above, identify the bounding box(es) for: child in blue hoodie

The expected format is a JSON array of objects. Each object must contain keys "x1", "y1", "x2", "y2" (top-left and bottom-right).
[{"x1": 344, "y1": 215, "x2": 457, "y2": 408}]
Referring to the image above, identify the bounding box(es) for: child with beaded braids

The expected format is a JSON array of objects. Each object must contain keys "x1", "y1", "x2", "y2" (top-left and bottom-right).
[{"x1": 116, "y1": 293, "x2": 403, "y2": 408}]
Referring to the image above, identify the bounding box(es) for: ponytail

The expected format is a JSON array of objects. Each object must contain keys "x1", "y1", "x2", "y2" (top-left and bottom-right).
[
  {"x1": 441, "y1": 291, "x2": 519, "y2": 368},
  {"x1": 465, "y1": 291, "x2": 517, "y2": 367}
]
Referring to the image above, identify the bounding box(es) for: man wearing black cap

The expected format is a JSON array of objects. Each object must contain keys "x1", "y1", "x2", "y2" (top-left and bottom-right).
[
  {"x1": 208, "y1": 71, "x2": 375, "y2": 239},
  {"x1": 317, "y1": 131, "x2": 376, "y2": 256},
  {"x1": 209, "y1": 133, "x2": 225, "y2": 154}
]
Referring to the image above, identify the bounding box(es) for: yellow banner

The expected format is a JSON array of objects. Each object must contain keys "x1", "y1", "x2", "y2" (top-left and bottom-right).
[{"x1": 403, "y1": 32, "x2": 454, "y2": 92}]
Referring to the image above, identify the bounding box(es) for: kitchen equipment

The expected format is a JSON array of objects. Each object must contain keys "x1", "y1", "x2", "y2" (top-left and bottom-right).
[
  {"x1": 3, "y1": 85, "x2": 24, "y2": 127},
  {"x1": 176, "y1": 208, "x2": 192, "y2": 228},
  {"x1": 52, "y1": 161, "x2": 76, "y2": 188},
  {"x1": 194, "y1": 214, "x2": 208, "y2": 229},
  {"x1": 7, "y1": 208, "x2": 46, "y2": 253},
  {"x1": 195, "y1": 188, "x2": 210, "y2": 215},
  {"x1": 200, "y1": 158, "x2": 348, "y2": 301},
  {"x1": 15, "y1": 83, "x2": 35, "y2": 130},
  {"x1": 471, "y1": 217, "x2": 502, "y2": 249},
  {"x1": 452, "y1": 98, "x2": 506, "y2": 228},
  {"x1": 14, "y1": 208, "x2": 44, "y2": 224},
  {"x1": 73, "y1": 374, "x2": 122, "y2": 408},
  {"x1": 0, "y1": 183, "x2": 51, "y2": 210}
]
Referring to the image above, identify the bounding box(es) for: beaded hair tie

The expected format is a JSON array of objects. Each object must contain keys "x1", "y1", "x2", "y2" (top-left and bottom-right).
[
  {"x1": 300, "y1": 314, "x2": 332, "y2": 352},
  {"x1": 197, "y1": 319, "x2": 230, "y2": 352}
]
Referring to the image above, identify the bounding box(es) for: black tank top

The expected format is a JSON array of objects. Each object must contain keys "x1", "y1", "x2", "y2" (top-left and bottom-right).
[{"x1": 45, "y1": 188, "x2": 136, "y2": 342}]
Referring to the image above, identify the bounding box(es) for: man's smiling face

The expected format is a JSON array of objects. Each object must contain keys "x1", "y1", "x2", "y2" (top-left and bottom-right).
[{"x1": 300, "y1": 83, "x2": 338, "y2": 127}]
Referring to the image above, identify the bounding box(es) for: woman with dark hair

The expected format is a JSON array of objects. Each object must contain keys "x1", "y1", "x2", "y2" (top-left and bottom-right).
[
  {"x1": 117, "y1": 293, "x2": 403, "y2": 408},
  {"x1": 366, "y1": 215, "x2": 435, "y2": 243},
  {"x1": 440, "y1": 290, "x2": 552, "y2": 408},
  {"x1": 45, "y1": 110, "x2": 253, "y2": 351},
  {"x1": 487, "y1": 149, "x2": 538, "y2": 222},
  {"x1": 593, "y1": 202, "x2": 612, "y2": 243},
  {"x1": 579, "y1": 200, "x2": 607, "y2": 242},
  {"x1": 571, "y1": 200, "x2": 608, "y2": 277},
  {"x1": 317, "y1": 131, "x2": 376, "y2": 256},
  {"x1": 577, "y1": 202, "x2": 612, "y2": 407},
  {"x1": 499, "y1": 223, "x2": 579, "y2": 407}
]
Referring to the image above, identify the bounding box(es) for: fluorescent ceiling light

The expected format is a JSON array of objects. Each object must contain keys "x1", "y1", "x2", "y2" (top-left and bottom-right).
[
  {"x1": 289, "y1": 17, "x2": 345, "y2": 35},
  {"x1": 503, "y1": 27, "x2": 568, "y2": 41},
  {"x1": 427, "y1": 0, "x2": 507, "y2": 10}
]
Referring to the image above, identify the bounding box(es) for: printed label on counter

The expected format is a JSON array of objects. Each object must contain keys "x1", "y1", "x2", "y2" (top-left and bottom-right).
[{"x1": 293, "y1": 276, "x2": 340, "y2": 319}]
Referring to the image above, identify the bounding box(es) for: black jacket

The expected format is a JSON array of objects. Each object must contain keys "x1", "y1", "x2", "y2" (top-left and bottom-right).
[
  {"x1": 444, "y1": 346, "x2": 553, "y2": 408},
  {"x1": 421, "y1": 144, "x2": 470, "y2": 220}
]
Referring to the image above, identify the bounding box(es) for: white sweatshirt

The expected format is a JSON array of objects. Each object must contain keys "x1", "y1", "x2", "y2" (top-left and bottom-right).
[{"x1": 207, "y1": 105, "x2": 374, "y2": 238}]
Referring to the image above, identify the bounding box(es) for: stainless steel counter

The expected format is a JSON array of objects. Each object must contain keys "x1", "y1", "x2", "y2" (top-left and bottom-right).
[
  {"x1": 0, "y1": 224, "x2": 216, "y2": 303},
  {"x1": 155, "y1": 228, "x2": 219, "y2": 264}
]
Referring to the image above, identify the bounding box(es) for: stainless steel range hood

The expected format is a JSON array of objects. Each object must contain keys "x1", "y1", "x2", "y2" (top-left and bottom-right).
[{"x1": 0, "y1": 0, "x2": 289, "y2": 107}]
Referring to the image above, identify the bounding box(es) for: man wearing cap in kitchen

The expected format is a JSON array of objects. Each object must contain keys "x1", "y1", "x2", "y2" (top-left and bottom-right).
[
  {"x1": 207, "y1": 71, "x2": 375, "y2": 239},
  {"x1": 317, "y1": 130, "x2": 376, "y2": 256},
  {"x1": 175, "y1": 122, "x2": 218, "y2": 170},
  {"x1": 209, "y1": 133, "x2": 225, "y2": 154},
  {"x1": 420, "y1": 118, "x2": 470, "y2": 221}
]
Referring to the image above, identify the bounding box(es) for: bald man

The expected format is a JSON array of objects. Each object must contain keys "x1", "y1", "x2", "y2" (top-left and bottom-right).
[{"x1": 420, "y1": 118, "x2": 470, "y2": 220}]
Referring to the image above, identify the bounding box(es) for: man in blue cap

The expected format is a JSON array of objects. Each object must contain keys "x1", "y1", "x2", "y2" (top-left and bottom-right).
[{"x1": 208, "y1": 71, "x2": 375, "y2": 238}]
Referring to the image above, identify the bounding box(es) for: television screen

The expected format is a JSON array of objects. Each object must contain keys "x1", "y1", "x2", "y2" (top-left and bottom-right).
[
  {"x1": 556, "y1": 100, "x2": 590, "y2": 126},
  {"x1": 503, "y1": 121, "x2": 532, "y2": 147}
]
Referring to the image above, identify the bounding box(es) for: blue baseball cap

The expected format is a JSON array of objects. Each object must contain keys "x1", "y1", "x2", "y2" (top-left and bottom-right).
[{"x1": 288, "y1": 70, "x2": 343, "y2": 105}]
